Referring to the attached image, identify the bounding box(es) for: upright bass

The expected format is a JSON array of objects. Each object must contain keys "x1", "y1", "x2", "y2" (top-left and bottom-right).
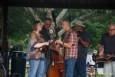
[{"x1": 48, "y1": 10, "x2": 64, "y2": 77}]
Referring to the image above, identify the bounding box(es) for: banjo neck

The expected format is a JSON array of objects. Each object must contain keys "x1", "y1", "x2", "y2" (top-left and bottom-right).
[{"x1": 94, "y1": 54, "x2": 115, "y2": 63}]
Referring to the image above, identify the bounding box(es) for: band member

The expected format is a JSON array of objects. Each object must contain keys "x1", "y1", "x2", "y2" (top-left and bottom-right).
[
  {"x1": 98, "y1": 23, "x2": 115, "y2": 77},
  {"x1": 40, "y1": 18, "x2": 53, "y2": 75},
  {"x1": 28, "y1": 21, "x2": 49, "y2": 77},
  {"x1": 73, "y1": 20, "x2": 91, "y2": 77},
  {"x1": 55, "y1": 19, "x2": 78, "y2": 77}
]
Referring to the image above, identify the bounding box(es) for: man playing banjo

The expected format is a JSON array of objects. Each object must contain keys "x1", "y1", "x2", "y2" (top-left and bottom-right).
[{"x1": 98, "y1": 22, "x2": 115, "y2": 77}]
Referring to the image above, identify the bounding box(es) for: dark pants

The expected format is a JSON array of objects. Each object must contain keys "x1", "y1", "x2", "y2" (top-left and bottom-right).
[
  {"x1": 45, "y1": 58, "x2": 51, "y2": 73},
  {"x1": 44, "y1": 48, "x2": 52, "y2": 77},
  {"x1": 74, "y1": 58, "x2": 86, "y2": 77}
]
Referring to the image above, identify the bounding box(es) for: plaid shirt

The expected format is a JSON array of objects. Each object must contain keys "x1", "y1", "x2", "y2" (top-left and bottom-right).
[{"x1": 63, "y1": 30, "x2": 78, "y2": 59}]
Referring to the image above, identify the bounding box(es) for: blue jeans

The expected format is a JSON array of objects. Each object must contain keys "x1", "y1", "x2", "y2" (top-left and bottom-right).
[
  {"x1": 28, "y1": 57, "x2": 45, "y2": 77},
  {"x1": 74, "y1": 58, "x2": 86, "y2": 77},
  {"x1": 65, "y1": 58, "x2": 77, "y2": 77}
]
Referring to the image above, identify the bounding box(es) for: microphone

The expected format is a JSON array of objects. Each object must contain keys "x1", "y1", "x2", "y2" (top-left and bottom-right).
[
  {"x1": 49, "y1": 27, "x2": 56, "y2": 40},
  {"x1": 49, "y1": 28, "x2": 54, "y2": 35}
]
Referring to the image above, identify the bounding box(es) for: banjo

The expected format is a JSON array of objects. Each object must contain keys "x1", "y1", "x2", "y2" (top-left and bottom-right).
[{"x1": 93, "y1": 54, "x2": 115, "y2": 63}]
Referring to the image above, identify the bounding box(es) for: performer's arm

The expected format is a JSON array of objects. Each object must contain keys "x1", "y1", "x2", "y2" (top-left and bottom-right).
[
  {"x1": 98, "y1": 44, "x2": 104, "y2": 57},
  {"x1": 34, "y1": 42, "x2": 49, "y2": 48},
  {"x1": 57, "y1": 41, "x2": 73, "y2": 48},
  {"x1": 56, "y1": 32, "x2": 76, "y2": 48},
  {"x1": 30, "y1": 32, "x2": 37, "y2": 47},
  {"x1": 79, "y1": 38, "x2": 90, "y2": 47},
  {"x1": 30, "y1": 32, "x2": 49, "y2": 48},
  {"x1": 98, "y1": 35, "x2": 105, "y2": 57}
]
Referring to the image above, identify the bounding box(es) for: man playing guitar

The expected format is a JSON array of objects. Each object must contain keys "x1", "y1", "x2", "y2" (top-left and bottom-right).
[{"x1": 98, "y1": 22, "x2": 115, "y2": 77}]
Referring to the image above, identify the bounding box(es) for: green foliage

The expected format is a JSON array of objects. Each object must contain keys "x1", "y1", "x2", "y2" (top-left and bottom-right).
[
  {"x1": 0, "y1": 8, "x2": 3, "y2": 30},
  {"x1": 8, "y1": 8, "x2": 115, "y2": 50}
]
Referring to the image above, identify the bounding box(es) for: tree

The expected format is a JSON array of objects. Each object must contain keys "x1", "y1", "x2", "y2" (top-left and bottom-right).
[{"x1": 8, "y1": 8, "x2": 115, "y2": 50}]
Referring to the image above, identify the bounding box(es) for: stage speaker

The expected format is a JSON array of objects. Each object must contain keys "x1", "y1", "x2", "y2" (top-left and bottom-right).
[{"x1": 11, "y1": 51, "x2": 26, "y2": 77}]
